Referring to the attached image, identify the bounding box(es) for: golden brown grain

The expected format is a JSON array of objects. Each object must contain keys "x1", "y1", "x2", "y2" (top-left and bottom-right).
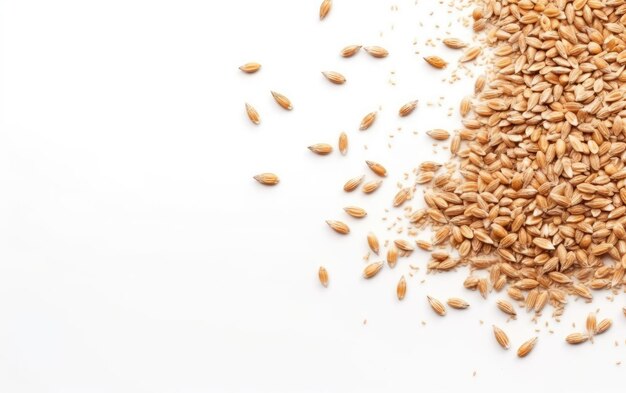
[
  {"x1": 318, "y1": 266, "x2": 328, "y2": 287},
  {"x1": 493, "y1": 326, "x2": 510, "y2": 349},
  {"x1": 447, "y1": 298, "x2": 469, "y2": 309},
  {"x1": 341, "y1": 45, "x2": 361, "y2": 57},
  {"x1": 424, "y1": 56, "x2": 447, "y2": 69},
  {"x1": 367, "y1": 232, "x2": 380, "y2": 254},
  {"x1": 399, "y1": 100, "x2": 418, "y2": 117},
  {"x1": 517, "y1": 337, "x2": 538, "y2": 358},
  {"x1": 319, "y1": 0, "x2": 331, "y2": 20},
  {"x1": 397, "y1": 276, "x2": 406, "y2": 300},
  {"x1": 393, "y1": 188, "x2": 410, "y2": 207},
  {"x1": 596, "y1": 319, "x2": 612, "y2": 335},
  {"x1": 426, "y1": 129, "x2": 450, "y2": 141},
  {"x1": 239, "y1": 62, "x2": 261, "y2": 73},
  {"x1": 322, "y1": 71, "x2": 346, "y2": 84},
  {"x1": 338, "y1": 132, "x2": 348, "y2": 155},
  {"x1": 384, "y1": 247, "x2": 396, "y2": 270},
  {"x1": 366, "y1": 160, "x2": 387, "y2": 177},
  {"x1": 364, "y1": 46, "x2": 388, "y2": 58},
  {"x1": 308, "y1": 143, "x2": 333, "y2": 155},
  {"x1": 443, "y1": 38, "x2": 467, "y2": 49},
  {"x1": 460, "y1": 46, "x2": 481, "y2": 62},
  {"x1": 326, "y1": 220, "x2": 350, "y2": 234},
  {"x1": 496, "y1": 299, "x2": 517, "y2": 317},
  {"x1": 362, "y1": 180, "x2": 382, "y2": 194},
  {"x1": 271, "y1": 91, "x2": 292, "y2": 110},
  {"x1": 359, "y1": 112, "x2": 377, "y2": 130},
  {"x1": 586, "y1": 313, "x2": 597, "y2": 336},
  {"x1": 363, "y1": 261, "x2": 384, "y2": 279},
  {"x1": 344, "y1": 206, "x2": 367, "y2": 218},
  {"x1": 566, "y1": 333, "x2": 589, "y2": 345},
  {"x1": 244, "y1": 103, "x2": 260, "y2": 125},
  {"x1": 427, "y1": 296, "x2": 446, "y2": 316},
  {"x1": 253, "y1": 173, "x2": 279, "y2": 185},
  {"x1": 343, "y1": 175, "x2": 364, "y2": 192}
]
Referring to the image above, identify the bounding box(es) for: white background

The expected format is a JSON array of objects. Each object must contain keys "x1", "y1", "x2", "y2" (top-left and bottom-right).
[{"x1": 1, "y1": 0, "x2": 625, "y2": 392}]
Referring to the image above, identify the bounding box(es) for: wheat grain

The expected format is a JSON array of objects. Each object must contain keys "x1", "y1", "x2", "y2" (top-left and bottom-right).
[
  {"x1": 363, "y1": 262, "x2": 384, "y2": 279},
  {"x1": 364, "y1": 46, "x2": 388, "y2": 58},
  {"x1": 239, "y1": 62, "x2": 261, "y2": 73},
  {"x1": 338, "y1": 132, "x2": 348, "y2": 155},
  {"x1": 397, "y1": 276, "x2": 406, "y2": 300},
  {"x1": 424, "y1": 56, "x2": 447, "y2": 69},
  {"x1": 359, "y1": 112, "x2": 377, "y2": 130},
  {"x1": 343, "y1": 175, "x2": 364, "y2": 192},
  {"x1": 399, "y1": 100, "x2": 418, "y2": 117},
  {"x1": 319, "y1": 0, "x2": 331, "y2": 20},
  {"x1": 517, "y1": 337, "x2": 538, "y2": 358},
  {"x1": 245, "y1": 103, "x2": 260, "y2": 125},
  {"x1": 253, "y1": 173, "x2": 279, "y2": 185},
  {"x1": 341, "y1": 44, "x2": 361, "y2": 57},
  {"x1": 318, "y1": 266, "x2": 328, "y2": 287},
  {"x1": 308, "y1": 143, "x2": 333, "y2": 155},
  {"x1": 447, "y1": 298, "x2": 469, "y2": 309},
  {"x1": 427, "y1": 296, "x2": 446, "y2": 316},
  {"x1": 322, "y1": 71, "x2": 346, "y2": 84},
  {"x1": 367, "y1": 232, "x2": 380, "y2": 254},
  {"x1": 271, "y1": 91, "x2": 292, "y2": 110},
  {"x1": 326, "y1": 220, "x2": 349, "y2": 234},
  {"x1": 493, "y1": 326, "x2": 510, "y2": 349}
]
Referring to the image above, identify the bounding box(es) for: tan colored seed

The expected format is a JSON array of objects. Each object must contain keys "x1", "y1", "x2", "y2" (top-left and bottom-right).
[
  {"x1": 244, "y1": 103, "x2": 260, "y2": 125},
  {"x1": 517, "y1": 337, "x2": 538, "y2": 358},
  {"x1": 322, "y1": 71, "x2": 346, "y2": 84},
  {"x1": 308, "y1": 143, "x2": 333, "y2": 155},
  {"x1": 493, "y1": 326, "x2": 510, "y2": 349},
  {"x1": 496, "y1": 299, "x2": 517, "y2": 317},
  {"x1": 460, "y1": 97, "x2": 471, "y2": 117},
  {"x1": 415, "y1": 240, "x2": 433, "y2": 251},
  {"x1": 447, "y1": 298, "x2": 469, "y2": 309},
  {"x1": 393, "y1": 188, "x2": 410, "y2": 207},
  {"x1": 596, "y1": 319, "x2": 612, "y2": 335},
  {"x1": 460, "y1": 47, "x2": 481, "y2": 62},
  {"x1": 318, "y1": 266, "x2": 328, "y2": 287},
  {"x1": 271, "y1": 91, "x2": 292, "y2": 110},
  {"x1": 443, "y1": 38, "x2": 467, "y2": 49},
  {"x1": 359, "y1": 112, "x2": 377, "y2": 130},
  {"x1": 399, "y1": 100, "x2": 418, "y2": 117},
  {"x1": 363, "y1": 262, "x2": 384, "y2": 279},
  {"x1": 362, "y1": 180, "x2": 382, "y2": 194},
  {"x1": 239, "y1": 62, "x2": 261, "y2": 73},
  {"x1": 367, "y1": 232, "x2": 380, "y2": 254},
  {"x1": 366, "y1": 160, "x2": 387, "y2": 177},
  {"x1": 397, "y1": 276, "x2": 406, "y2": 300},
  {"x1": 532, "y1": 238, "x2": 555, "y2": 250},
  {"x1": 566, "y1": 333, "x2": 589, "y2": 345},
  {"x1": 394, "y1": 239, "x2": 415, "y2": 251},
  {"x1": 427, "y1": 296, "x2": 446, "y2": 316},
  {"x1": 364, "y1": 46, "x2": 388, "y2": 58},
  {"x1": 253, "y1": 173, "x2": 279, "y2": 185},
  {"x1": 338, "y1": 132, "x2": 348, "y2": 155},
  {"x1": 387, "y1": 245, "x2": 398, "y2": 268},
  {"x1": 586, "y1": 313, "x2": 597, "y2": 336},
  {"x1": 424, "y1": 56, "x2": 448, "y2": 69},
  {"x1": 426, "y1": 129, "x2": 450, "y2": 141},
  {"x1": 343, "y1": 175, "x2": 364, "y2": 192},
  {"x1": 319, "y1": 0, "x2": 331, "y2": 20},
  {"x1": 326, "y1": 220, "x2": 349, "y2": 234},
  {"x1": 344, "y1": 206, "x2": 367, "y2": 218},
  {"x1": 341, "y1": 44, "x2": 361, "y2": 57}
]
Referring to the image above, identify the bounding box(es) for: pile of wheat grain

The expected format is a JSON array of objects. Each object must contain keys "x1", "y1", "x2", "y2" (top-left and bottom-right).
[{"x1": 249, "y1": 0, "x2": 626, "y2": 357}]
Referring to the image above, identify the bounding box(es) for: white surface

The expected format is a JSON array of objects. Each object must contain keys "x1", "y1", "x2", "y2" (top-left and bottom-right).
[{"x1": 1, "y1": 0, "x2": 625, "y2": 392}]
